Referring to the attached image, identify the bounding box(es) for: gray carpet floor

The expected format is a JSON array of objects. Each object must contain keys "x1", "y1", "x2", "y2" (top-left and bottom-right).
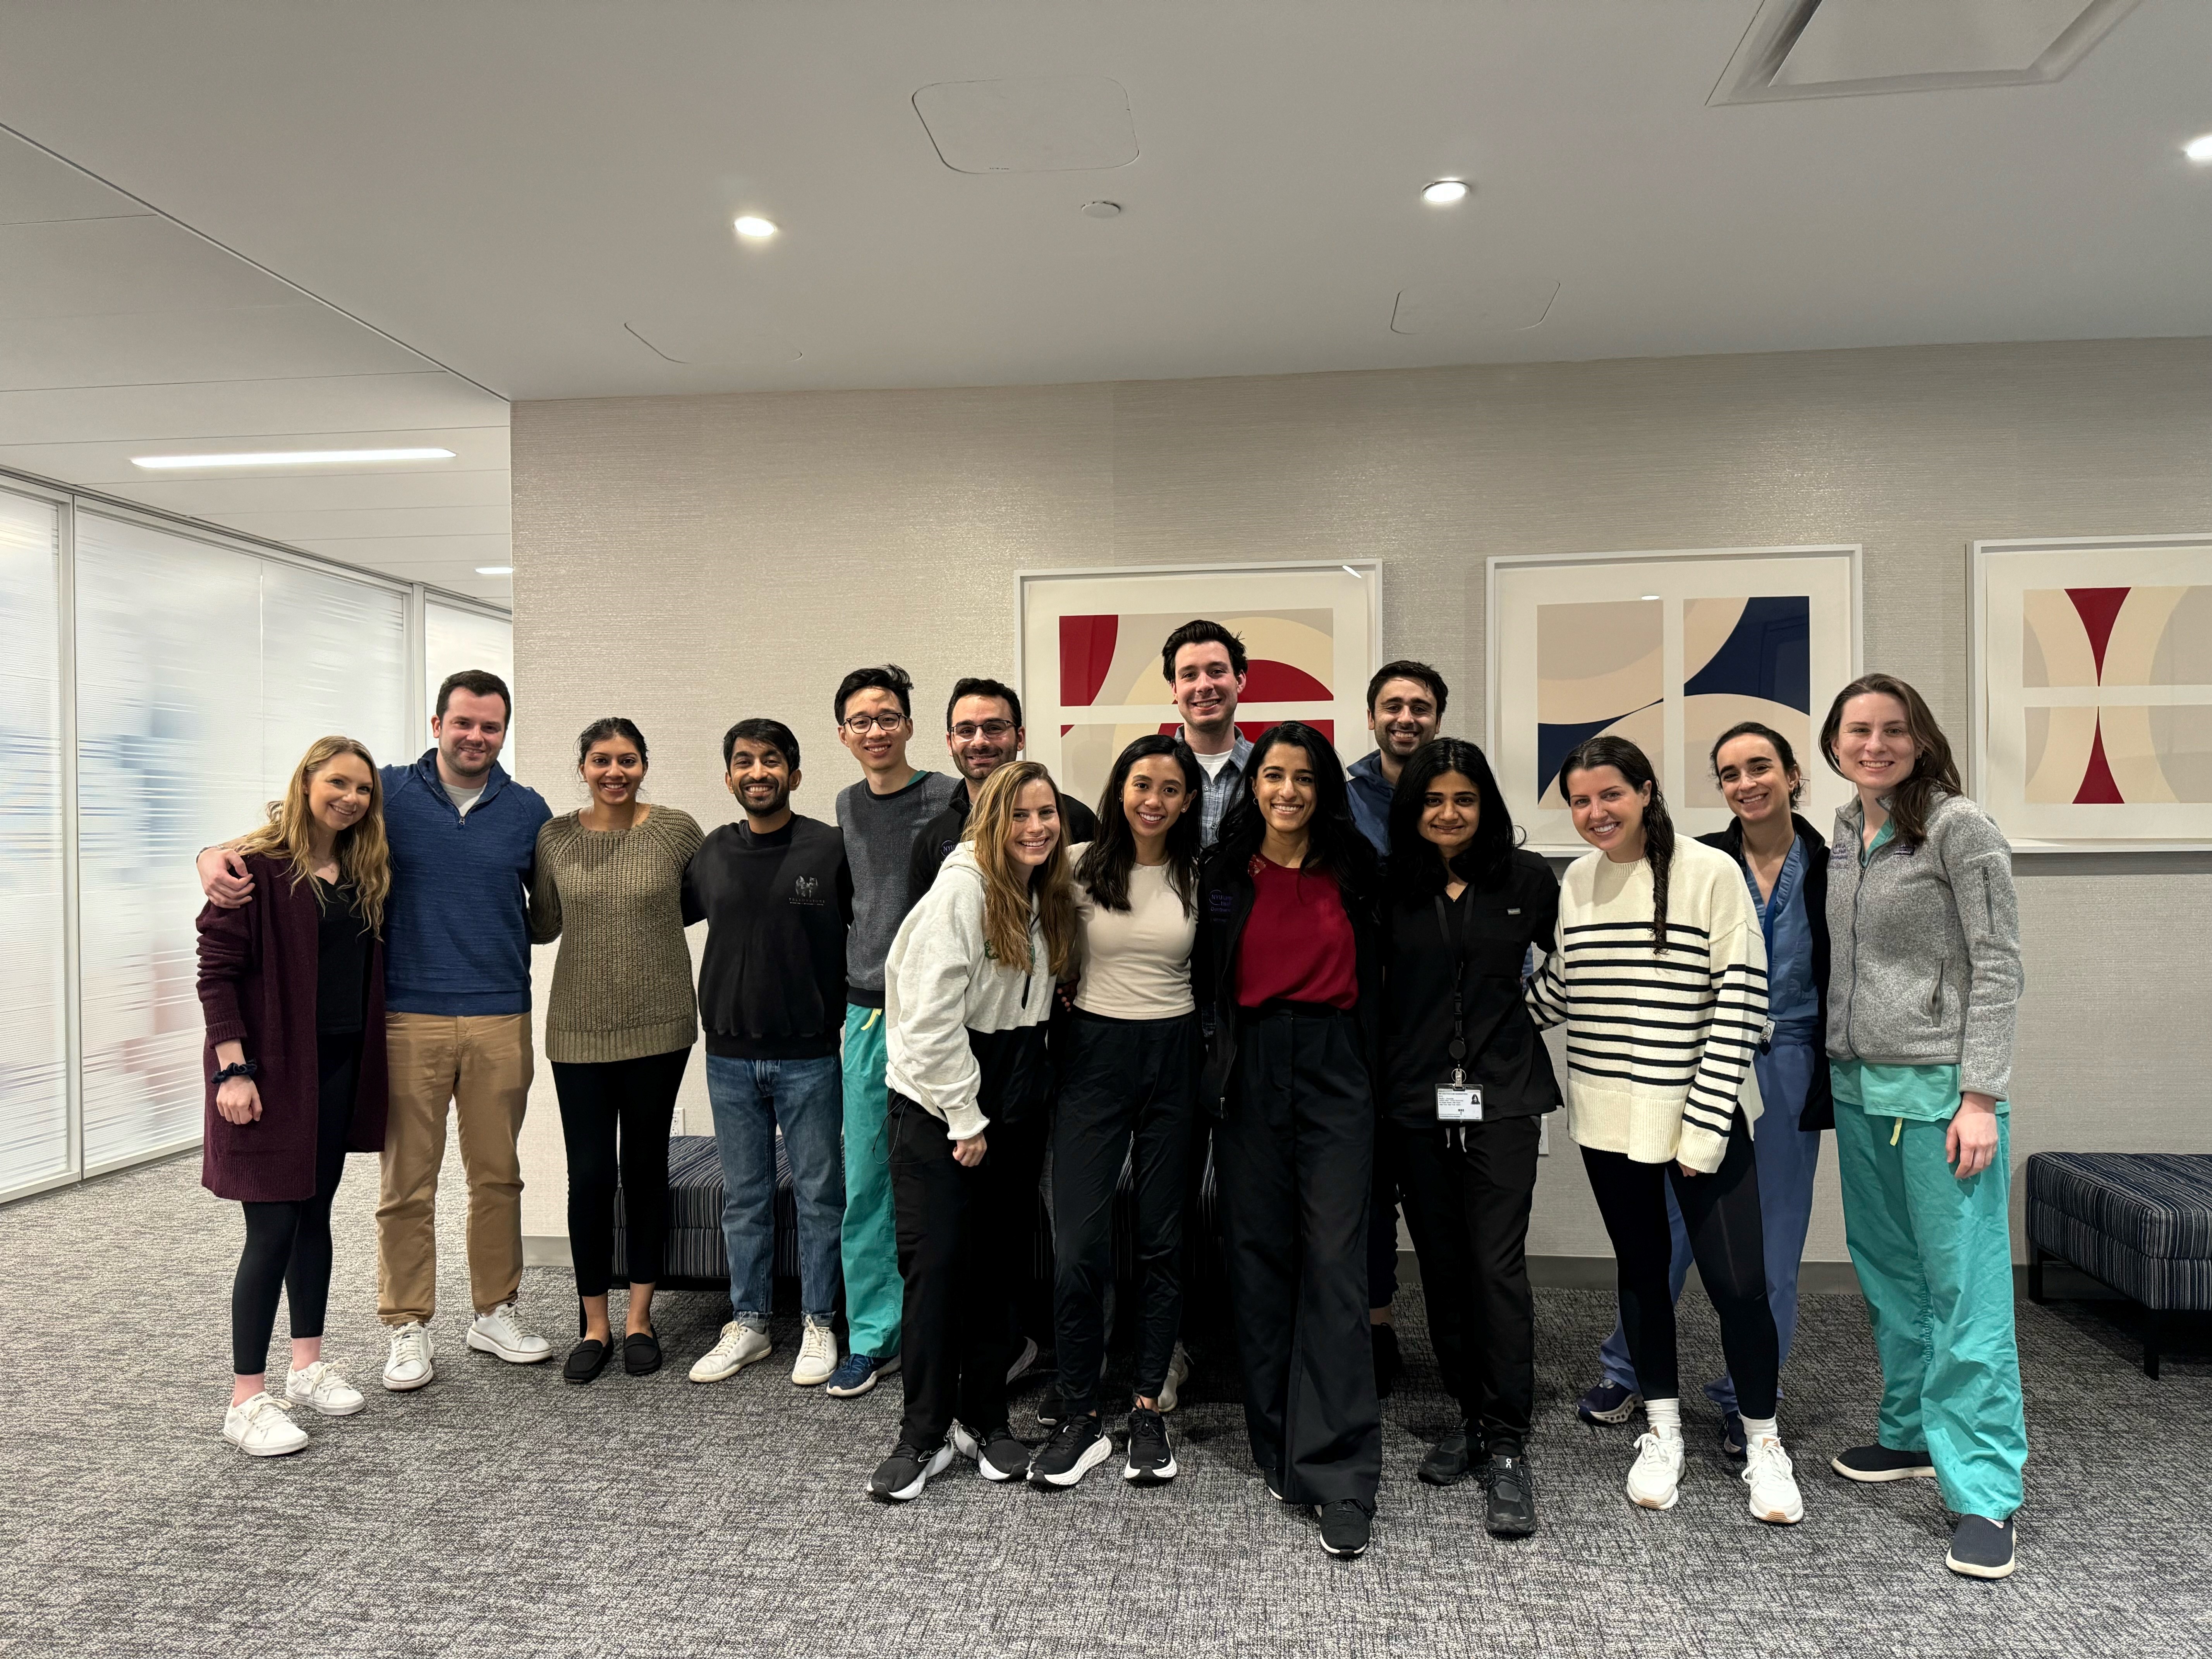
[{"x1": 2, "y1": 1151, "x2": 2206, "y2": 1659}]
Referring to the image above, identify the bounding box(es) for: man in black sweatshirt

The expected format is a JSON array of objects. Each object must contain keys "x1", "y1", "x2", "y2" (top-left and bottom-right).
[{"x1": 682, "y1": 718, "x2": 855, "y2": 1392}]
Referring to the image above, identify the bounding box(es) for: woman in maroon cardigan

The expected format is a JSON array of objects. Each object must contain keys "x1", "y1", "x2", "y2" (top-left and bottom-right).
[{"x1": 197, "y1": 735, "x2": 392, "y2": 1457}]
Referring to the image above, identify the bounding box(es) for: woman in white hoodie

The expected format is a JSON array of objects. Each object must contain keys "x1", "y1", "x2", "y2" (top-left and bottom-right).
[{"x1": 867, "y1": 759, "x2": 1077, "y2": 1504}]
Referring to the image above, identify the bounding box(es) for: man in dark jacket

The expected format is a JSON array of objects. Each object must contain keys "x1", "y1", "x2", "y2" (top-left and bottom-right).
[{"x1": 905, "y1": 677, "x2": 1097, "y2": 909}]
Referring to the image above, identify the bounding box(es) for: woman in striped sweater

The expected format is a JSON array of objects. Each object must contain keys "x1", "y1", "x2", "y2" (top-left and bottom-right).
[{"x1": 1527, "y1": 735, "x2": 1803, "y2": 1524}]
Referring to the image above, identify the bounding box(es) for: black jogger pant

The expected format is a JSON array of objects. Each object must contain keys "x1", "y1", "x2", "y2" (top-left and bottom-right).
[
  {"x1": 1051, "y1": 1010, "x2": 1199, "y2": 1416},
  {"x1": 1388, "y1": 1115, "x2": 1542, "y2": 1453},
  {"x1": 1217, "y1": 1006, "x2": 1382, "y2": 1508},
  {"x1": 552, "y1": 1048, "x2": 689, "y2": 1298},
  {"x1": 1580, "y1": 1109, "x2": 1779, "y2": 1416},
  {"x1": 890, "y1": 1091, "x2": 1049, "y2": 1452},
  {"x1": 231, "y1": 1033, "x2": 360, "y2": 1375}
]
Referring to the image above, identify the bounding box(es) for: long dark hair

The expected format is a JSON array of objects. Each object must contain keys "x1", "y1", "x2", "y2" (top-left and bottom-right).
[
  {"x1": 1388, "y1": 738, "x2": 1516, "y2": 897},
  {"x1": 1559, "y1": 734, "x2": 1676, "y2": 952},
  {"x1": 1819, "y1": 673, "x2": 1960, "y2": 848},
  {"x1": 1710, "y1": 720, "x2": 1803, "y2": 807},
  {"x1": 1078, "y1": 735, "x2": 1202, "y2": 915},
  {"x1": 1214, "y1": 721, "x2": 1378, "y2": 893}
]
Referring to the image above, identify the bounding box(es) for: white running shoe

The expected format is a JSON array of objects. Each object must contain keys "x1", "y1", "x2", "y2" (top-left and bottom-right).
[
  {"x1": 1626, "y1": 1430, "x2": 1685, "y2": 1511},
  {"x1": 1005, "y1": 1334, "x2": 1040, "y2": 1385},
  {"x1": 223, "y1": 1392, "x2": 309, "y2": 1457},
  {"x1": 690, "y1": 1321, "x2": 772, "y2": 1384},
  {"x1": 1743, "y1": 1434, "x2": 1805, "y2": 1525},
  {"x1": 383, "y1": 1322, "x2": 435, "y2": 1391},
  {"x1": 285, "y1": 1359, "x2": 365, "y2": 1417},
  {"x1": 1158, "y1": 1341, "x2": 1193, "y2": 1413},
  {"x1": 466, "y1": 1300, "x2": 553, "y2": 1364},
  {"x1": 792, "y1": 1317, "x2": 839, "y2": 1387}
]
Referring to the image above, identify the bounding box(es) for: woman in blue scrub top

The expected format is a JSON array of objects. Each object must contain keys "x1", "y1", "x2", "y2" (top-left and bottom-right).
[{"x1": 1574, "y1": 721, "x2": 1830, "y2": 1454}]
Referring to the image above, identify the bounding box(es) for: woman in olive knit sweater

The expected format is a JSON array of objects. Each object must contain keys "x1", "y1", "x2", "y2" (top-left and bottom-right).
[{"x1": 529, "y1": 718, "x2": 704, "y2": 1382}]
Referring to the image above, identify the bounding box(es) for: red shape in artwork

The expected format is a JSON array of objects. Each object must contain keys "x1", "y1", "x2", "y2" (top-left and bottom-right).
[
  {"x1": 1060, "y1": 615, "x2": 1119, "y2": 707},
  {"x1": 1157, "y1": 719, "x2": 1338, "y2": 747},
  {"x1": 1061, "y1": 724, "x2": 1073, "y2": 737},
  {"x1": 1240, "y1": 658, "x2": 1333, "y2": 702},
  {"x1": 2066, "y1": 588, "x2": 2129, "y2": 683},
  {"x1": 2073, "y1": 716, "x2": 2123, "y2": 804}
]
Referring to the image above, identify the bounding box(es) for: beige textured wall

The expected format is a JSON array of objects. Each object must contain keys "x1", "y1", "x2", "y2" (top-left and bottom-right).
[{"x1": 512, "y1": 337, "x2": 2212, "y2": 1262}]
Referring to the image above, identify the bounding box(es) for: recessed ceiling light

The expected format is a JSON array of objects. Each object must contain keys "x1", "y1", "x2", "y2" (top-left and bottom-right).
[
  {"x1": 1421, "y1": 179, "x2": 1470, "y2": 206},
  {"x1": 1641, "y1": 594, "x2": 1661, "y2": 601},
  {"x1": 1080, "y1": 200, "x2": 1122, "y2": 218},
  {"x1": 733, "y1": 215, "x2": 778, "y2": 239},
  {"x1": 131, "y1": 447, "x2": 455, "y2": 470},
  {"x1": 475, "y1": 565, "x2": 514, "y2": 575},
  {"x1": 2185, "y1": 133, "x2": 2212, "y2": 164}
]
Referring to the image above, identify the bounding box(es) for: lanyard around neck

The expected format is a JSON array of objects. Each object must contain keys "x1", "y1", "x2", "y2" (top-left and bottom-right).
[{"x1": 1434, "y1": 892, "x2": 1472, "y2": 1086}]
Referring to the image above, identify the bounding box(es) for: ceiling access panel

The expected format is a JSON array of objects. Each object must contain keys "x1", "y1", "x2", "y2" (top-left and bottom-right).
[
  {"x1": 1711, "y1": 0, "x2": 2140, "y2": 104},
  {"x1": 912, "y1": 76, "x2": 1138, "y2": 173}
]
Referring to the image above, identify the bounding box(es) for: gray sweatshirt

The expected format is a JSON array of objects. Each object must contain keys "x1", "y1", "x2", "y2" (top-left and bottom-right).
[
  {"x1": 836, "y1": 769, "x2": 959, "y2": 1006},
  {"x1": 1825, "y1": 791, "x2": 2023, "y2": 1099},
  {"x1": 883, "y1": 845, "x2": 1054, "y2": 1140}
]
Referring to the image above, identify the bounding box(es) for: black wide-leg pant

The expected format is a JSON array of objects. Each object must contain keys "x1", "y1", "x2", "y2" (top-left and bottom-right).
[
  {"x1": 1217, "y1": 1006, "x2": 1382, "y2": 1507},
  {"x1": 1051, "y1": 1009, "x2": 1199, "y2": 1416},
  {"x1": 1388, "y1": 1113, "x2": 1542, "y2": 1453},
  {"x1": 889, "y1": 1091, "x2": 1049, "y2": 1453},
  {"x1": 1580, "y1": 1109, "x2": 1780, "y2": 1417}
]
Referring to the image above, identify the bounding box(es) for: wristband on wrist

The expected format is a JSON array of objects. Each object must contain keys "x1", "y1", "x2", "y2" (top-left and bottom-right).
[{"x1": 211, "y1": 1059, "x2": 258, "y2": 1086}]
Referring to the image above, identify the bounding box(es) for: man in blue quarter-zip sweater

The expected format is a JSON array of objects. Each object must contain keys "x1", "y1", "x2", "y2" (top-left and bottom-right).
[{"x1": 200, "y1": 670, "x2": 555, "y2": 1393}]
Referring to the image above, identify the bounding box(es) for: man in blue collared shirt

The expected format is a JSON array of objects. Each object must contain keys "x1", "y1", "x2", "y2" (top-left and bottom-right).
[
  {"x1": 1160, "y1": 620, "x2": 1254, "y2": 848},
  {"x1": 1346, "y1": 661, "x2": 1448, "y2": 855}
]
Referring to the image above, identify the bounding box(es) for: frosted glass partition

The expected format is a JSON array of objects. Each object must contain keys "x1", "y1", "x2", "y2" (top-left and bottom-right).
[
  {"x1": 72, "y1": 514, "x2": 408, "y2": 1172},
  {"x1": 0, "y1": 489, "x2": 69, "y2": 1192},
  {"x1": 426, "y1": 598, "x2": 516, "y2": 771}
]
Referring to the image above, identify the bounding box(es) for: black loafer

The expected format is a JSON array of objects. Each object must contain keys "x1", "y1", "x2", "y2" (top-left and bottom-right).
[
  {"x1": 623, "y1": 1330, "x2": 663, "y2": 1376},
  {"x1": 564, "y1": 1338, "x2": 610, "y2": 1384}
]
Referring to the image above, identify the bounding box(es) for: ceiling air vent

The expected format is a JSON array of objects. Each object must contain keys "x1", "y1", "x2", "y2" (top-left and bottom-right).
[{"x1": 1710, "y1": 0, "x2": 2139, "y2": 105}]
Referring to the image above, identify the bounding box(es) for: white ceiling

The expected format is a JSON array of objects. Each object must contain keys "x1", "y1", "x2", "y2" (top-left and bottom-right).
[{"x1": 1, "y1": 0, "x2": 2208, "y2": 594}]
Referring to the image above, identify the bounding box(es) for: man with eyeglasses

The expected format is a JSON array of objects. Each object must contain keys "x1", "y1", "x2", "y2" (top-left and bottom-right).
[
  {"x1": 823, "y1": 665, "x2": 960, "y2": 1400},
  {"x1": 905, "y1": 677, "x2": 1099, "y2": 909}
]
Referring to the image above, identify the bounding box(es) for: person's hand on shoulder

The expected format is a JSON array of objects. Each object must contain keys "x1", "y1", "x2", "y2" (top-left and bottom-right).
[{"x1": 198, "y1": 847, "x2": 254, "y2": 909}]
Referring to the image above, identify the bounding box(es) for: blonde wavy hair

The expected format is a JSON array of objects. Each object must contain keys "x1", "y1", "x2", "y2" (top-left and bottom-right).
[
  {"x1": 964, "y1": 760, "x2": 1077, "y2": 978},
  {"x1": 235, "y1": 735, "x2": 392, "y2": 934}
]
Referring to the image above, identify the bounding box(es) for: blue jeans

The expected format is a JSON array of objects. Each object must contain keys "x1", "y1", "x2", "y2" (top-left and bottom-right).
[
  {"x1": 1596, "y1": 1037, "x2": 1822, "y2": 1412},
  {"x1": 704, "y1": 1053, "x2": 845, "y2": 1323}
]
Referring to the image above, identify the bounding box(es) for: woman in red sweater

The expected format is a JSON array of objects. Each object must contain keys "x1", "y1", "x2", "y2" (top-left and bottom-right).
[
  {"x1": 196, "y1": 736, "x2": 391, "y2": 1457},
  {"x1": 1194, "y1": 721, "x2": 1386, "y2": 1559}
]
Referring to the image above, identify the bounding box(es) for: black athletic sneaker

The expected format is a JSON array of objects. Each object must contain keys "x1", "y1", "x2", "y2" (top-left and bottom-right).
[
  {"x1": 1831, "y1": 1443, "x2": 1936, "y2": 1482},
  {"x1": 1317, "y1": 1498, "x2": 1373, "y2": 1558},
  {"x1": 1479, "y1": 1453, "x2": 1538, "y2": 1539},
  {"x1": 1946, "y1": 1515, "x2": 2016, "y2": 1579},
  {"x1": 1417, "y1": 1423, "x2": 1476, "y2": 1487},
  {"x1": 953, "y1": 1421, "x2": 1034, "y2": 1482},
  {"x1": 1371, "y1": 1324, "x2": 1401, "y2": 1399},
  {"x1": 1720, "y1": 1409, "x2": 1746, "y2": 1461},
  {"x1": 1028, "y1": 1415, "x2": 1112, "y2": 1489},
  {"x1": 1034, "y1": 1388, "x2": 1064, "y2": 1428},
  {"x1": 868, "y1": 1441, "x2": 954, "y2": 1502},
  {"x1": 1123, "y1": 1406, "x2": 1177, "y2": 1484}
]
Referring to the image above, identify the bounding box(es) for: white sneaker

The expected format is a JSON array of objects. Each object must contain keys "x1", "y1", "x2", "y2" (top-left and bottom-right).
[
  {"x1": 792, "y1": 1317, "x2": 839, "y2": 1387},
  {"x1": 466, "y1": 1300, "x2": 553, "y2": 1364},
  {"x1": 285, "y1": 1359, "x2": 365, "y2": 1417},
  {"x1": 690, "y1": 1321, "x2": 772, "y2": 1383},
  {"x1": 1005, "y1": 1334, "x2": 1039, "y2": 1385},
  {"x1": 383, "y1": 1322, "x2": 435, "y2": 1391},
  {"x1": 1626, "y1": 1430, "x2": 1685, "y2": 1510},
  {"x1": 1158, "y1": 1341, "x2": 1192, "y2": 1413},
  {"x1": 223, "y1": 1392, "x2": 309, "y2": 1457},
  {"x1": 1743, "y1": 1434, "x2": 1805, "y2": 1524}
]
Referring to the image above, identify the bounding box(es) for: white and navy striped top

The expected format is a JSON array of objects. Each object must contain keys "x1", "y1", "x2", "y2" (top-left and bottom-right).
[{"x1": 1525, "y1": 836, "x2": 1769, "y2": 1172}]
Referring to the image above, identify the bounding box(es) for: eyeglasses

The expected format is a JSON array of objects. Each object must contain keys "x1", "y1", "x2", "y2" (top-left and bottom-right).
[
  {"x1": 843, "y1": 711, "x2": 911, "y2": 734},
  {"x1": 950, "y1": 720, "x2": 1015, "y2": 741}
]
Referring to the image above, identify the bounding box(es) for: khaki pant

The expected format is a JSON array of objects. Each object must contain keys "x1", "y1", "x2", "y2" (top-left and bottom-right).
[{"x1": 377, "y1": 1012, "x2": 533, "y2": 1326}]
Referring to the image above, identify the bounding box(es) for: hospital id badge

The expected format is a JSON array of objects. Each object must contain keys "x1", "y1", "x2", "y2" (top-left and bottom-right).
[{"x1": 1436, "y1": 1085, "x2": 1484, "y2": 1123}]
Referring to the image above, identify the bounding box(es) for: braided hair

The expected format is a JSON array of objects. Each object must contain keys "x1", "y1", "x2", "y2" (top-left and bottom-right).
[{"x1": 1560, "y1": 735, "x2": 1675, "y2": 953}]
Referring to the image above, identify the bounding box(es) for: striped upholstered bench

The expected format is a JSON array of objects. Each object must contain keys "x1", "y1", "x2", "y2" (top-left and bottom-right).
[{"x1": 2027, "y1": 1151, "x2": 2212, "y2": 1379}]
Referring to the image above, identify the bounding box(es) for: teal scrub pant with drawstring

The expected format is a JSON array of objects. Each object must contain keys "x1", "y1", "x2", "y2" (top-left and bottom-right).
[
  {"x1": 840, "y1": 1005, "x2": 902, "y2": 1361},
  {"x1": 1834, "y1": 1103, "x2": 2028, "y2": 1520}
]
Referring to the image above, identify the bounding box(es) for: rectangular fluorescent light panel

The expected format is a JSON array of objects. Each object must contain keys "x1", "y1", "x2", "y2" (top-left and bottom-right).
[{"x1": 131, "y1": 447, "x2": 457, "y2": 469}]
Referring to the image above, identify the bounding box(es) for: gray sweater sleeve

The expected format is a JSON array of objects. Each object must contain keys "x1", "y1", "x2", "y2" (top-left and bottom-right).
[{"x1": 1939, "y1": 806, "x2": 2023, "y2": 1099}]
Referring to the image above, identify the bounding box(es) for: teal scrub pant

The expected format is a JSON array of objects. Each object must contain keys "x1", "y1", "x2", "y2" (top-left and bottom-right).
[
  {"x1": 1834, "y1": 1103, "x2": 2028, "y2": 1520},
  {"x1": 840, "y1": 1005, "x2": 902, "y2": 1360}
]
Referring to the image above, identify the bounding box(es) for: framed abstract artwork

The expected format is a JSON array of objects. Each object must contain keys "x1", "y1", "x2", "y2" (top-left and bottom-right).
[
  {"x1": 1017, "y1": 561, "x2": 1383, "y2": 812},
  {"x1": 1487, "y1": 546, "x2": 1862, "y2": 854},
  {"x1": 1972, "y1": 536, "x2": 2212, "y2": 851}
]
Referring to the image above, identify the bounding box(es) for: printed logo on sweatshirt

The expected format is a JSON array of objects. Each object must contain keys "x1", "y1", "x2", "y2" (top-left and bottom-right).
[
  {"x1": 1209, "y1": 889, "x2": 1235, "y2": 916},
  {"x1": 791, "y1": 875, "x2": 824, "y2": 906}
]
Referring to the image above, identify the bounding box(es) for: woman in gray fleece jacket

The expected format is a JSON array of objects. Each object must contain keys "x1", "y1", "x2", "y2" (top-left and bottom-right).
[{"x1": 1820, "y1": 673, "x2": 2027, "y2": 1583}]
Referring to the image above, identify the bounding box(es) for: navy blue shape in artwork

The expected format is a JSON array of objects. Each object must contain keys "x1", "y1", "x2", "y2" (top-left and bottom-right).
[
  {"x1": 1537, "y1": 701, "x2": 1661, "y2": 800},
  {"x1": 1683, "y1": 596, "x2": 1810, "y2": 712}
]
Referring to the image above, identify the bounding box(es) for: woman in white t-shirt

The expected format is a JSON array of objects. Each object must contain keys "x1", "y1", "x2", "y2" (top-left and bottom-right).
[{"x1": 1027, "y1": 735, "x2": 1206, "y2": 1493}]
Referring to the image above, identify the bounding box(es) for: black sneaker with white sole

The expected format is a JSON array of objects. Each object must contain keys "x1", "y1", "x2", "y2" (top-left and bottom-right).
[
  {"x1": 1479, "y1": 1453, "x2": 1538, "y2": 1539},
  {"x1": 1831, "y1": 1443, "x2": 1936, "y2": 1482},
  {"x1": 1034, "y1": 1388, "x2": 1063, "y2": 1429},
  {"x1": 1317, "y1": 1498, "x2": 1373, "y2": 1558},
  {"x1": 952, "y1": 1421, "x2": 1034, "y2": 1482},
  {"x1": 868, "y1": 1441, "x2": 954, "y2": 1502},
  {"x1": 1029, "y1": 1415, "x2": 1113, "y2": 1488},
  {"x1": 1123, "y1": 1406, "x2": 1177, "y2": 1484},
  {"x1": 1946, "y1": 1515, "x2": 2016, "y2": 1579}
]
